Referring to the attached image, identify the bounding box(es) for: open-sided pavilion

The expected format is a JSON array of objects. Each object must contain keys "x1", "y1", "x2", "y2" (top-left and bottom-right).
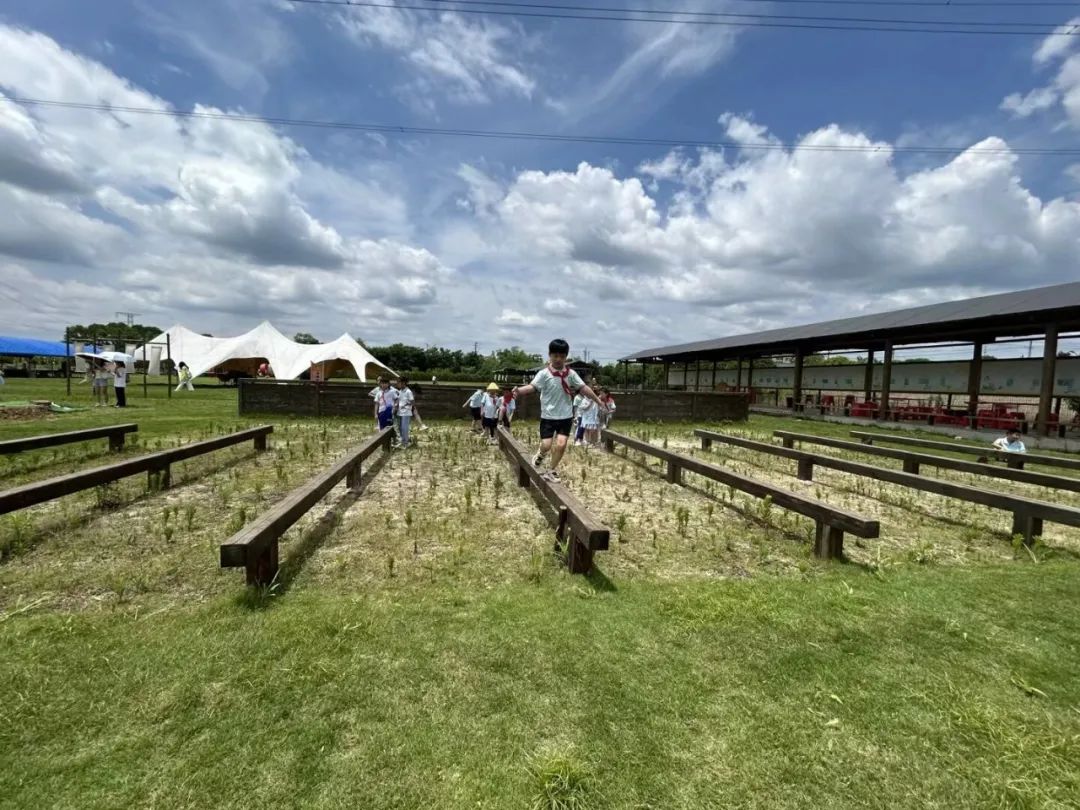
[{"x1": 620, "y1": 281, "x2": 1080, "y2": 436}]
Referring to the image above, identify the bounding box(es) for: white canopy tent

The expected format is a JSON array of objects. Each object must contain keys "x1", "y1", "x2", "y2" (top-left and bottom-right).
[{"x1": 136, "y1": 322, "x2": 393, "y2": 381}]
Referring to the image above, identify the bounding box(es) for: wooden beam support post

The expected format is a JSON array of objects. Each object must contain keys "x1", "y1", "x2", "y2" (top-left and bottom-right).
[
  {"x1": 814, "y1": 522, "x2": 844, "y2": 559},
  {"x1": 967, "y1": 339, "x2": 984, "y2": 429},
  {"x1": 879, "y1": 342, "x2": 893, "y2": 421},
  {"x1": 792, "y1": 349, "x2": 804, "y2": 412},
  {"x1": 797, "y1": 458, "x2": 814, "y2": 481},
  {"x1": 700, "y1": 434, "x2": 713, "y2": 451},
  {"x1": 108, "y1": 432, "x2": 126, "y2": 452},
  {"x1": 1037, "y1": 323, "x2": 1059, "y2": 437},
  {"x1": 245, "y1": 538, "x2": 279, "y2": 586},
  {"x1": 1011, "y1": 513, "x2": 1044, "y2": 546},
  {"x1": 863, "y1": 349, "x2": 875, "y2": 402},
  {"x1": 666, "y1": 460, "x2": 683, "y2": 485}
]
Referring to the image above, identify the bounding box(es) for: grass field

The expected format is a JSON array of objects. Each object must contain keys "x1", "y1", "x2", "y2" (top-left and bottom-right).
[{"x1": 2, "y1": 379, "x2": 1079, "y2": 809}]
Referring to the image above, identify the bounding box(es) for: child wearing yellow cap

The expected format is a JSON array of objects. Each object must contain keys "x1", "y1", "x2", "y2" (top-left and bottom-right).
[{"x1": 480, "y1": 383, "x2": 502, "y2": 443}]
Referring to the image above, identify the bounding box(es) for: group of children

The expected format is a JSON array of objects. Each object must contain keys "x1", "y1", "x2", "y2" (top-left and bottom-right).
[
  {"x1": 370, "y1": 376, "x2": 424, "y2": 448},
  {"x1": 464, "y1": 383, "x2": 518, "y2": 443},
  {"x1": 572, "y1": 387, "x2": 615, "y2": 447},
  {"x1": 79, "y1": 360, "x2": 128, "y2": 407}
]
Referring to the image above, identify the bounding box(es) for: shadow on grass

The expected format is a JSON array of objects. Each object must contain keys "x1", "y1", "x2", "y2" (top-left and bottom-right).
[
  {"x1": 585, "y1": 565, "x2": 617, "y2": 592},
  {"x1": 235, "y1": 452, "x2": 391, "y2": 611}
]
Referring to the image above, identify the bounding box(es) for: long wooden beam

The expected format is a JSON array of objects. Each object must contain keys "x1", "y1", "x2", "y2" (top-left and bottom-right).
[
  {"x1": 696, "y1": 429, "x2": 1080, "y2": 545},
  {"x1": 774, "y1": 430, "x2": 1080, "y2": 493},
  {"x1": 0, "y1": 426, "x2": 272, "y2": 515},
  {"x1": 603, "y1": 429, "x2": 878, "y2": 559},
  {"x1": 0, "y1": 423, "x2": 137, "y2": 455},
  {"x1": 221, "y1": 427, "x2": 393, "y2": 586},
  {"x1": 849, "y1": 431, "x2": 1080, "y2": 473},
  {"x1": 496, "y1": 426, "x2": 609, "y2": 574}
]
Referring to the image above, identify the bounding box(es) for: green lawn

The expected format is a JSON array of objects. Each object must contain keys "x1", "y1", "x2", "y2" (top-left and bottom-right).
[{"x1": 1, "y1": 379, "x2": 1078, "y2": 809}]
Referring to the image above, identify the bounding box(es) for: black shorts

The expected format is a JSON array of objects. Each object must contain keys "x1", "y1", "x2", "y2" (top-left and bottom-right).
[
  {"x1": 470, "y1": 407, "x2": 481, "y2": 420},
  {"x1": 539, "y1": 418, "x2": 573, "y2": 440}
]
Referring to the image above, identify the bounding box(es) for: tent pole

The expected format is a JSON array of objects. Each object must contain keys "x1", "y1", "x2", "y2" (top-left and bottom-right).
[
  {"x1": 167, "y1": 334, "x2": 172, "y2": 399},
  {"x1": 142, "y1": 340, "x2": 148, "y2": 399}
]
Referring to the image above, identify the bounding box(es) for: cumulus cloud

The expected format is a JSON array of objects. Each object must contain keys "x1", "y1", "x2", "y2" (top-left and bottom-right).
[
  {"x1": 495, "y1": 309, "x2": 545, "y2": 327},
  {"x1": 1001, "y1": 18, "x2": 1080, "y2": 129},
  {"x1": 0, "y1": 24, "x2": 449, "y2": 337},
  {"x1": 542, "y1": 298, "x2": 578, "y2": 316}
]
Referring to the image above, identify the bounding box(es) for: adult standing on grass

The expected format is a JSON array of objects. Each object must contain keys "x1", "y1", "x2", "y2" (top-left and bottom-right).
[
  {"x1": 513, "y1": 338, "x2": 605, "y2": 483},
  {"x1": 93, "y1": 361, "x2": 110, "y2": 407},
  {"x1": 175, "y1": 361, "x2": 194, "y2": 392},
  {"x1": 395, "y1": 377, "x2": 415, "y2": 449},
  {"x1": 113, "y1": 361, "x2": 128, "y2": 408}
]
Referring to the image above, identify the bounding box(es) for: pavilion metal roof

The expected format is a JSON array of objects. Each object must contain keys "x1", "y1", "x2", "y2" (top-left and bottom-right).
[{"x1": 621, "y1": 281, "x2": 1080, "y2": 363}]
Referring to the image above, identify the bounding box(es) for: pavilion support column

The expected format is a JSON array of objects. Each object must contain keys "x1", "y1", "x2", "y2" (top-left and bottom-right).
[
  {"x1": 663, "y1": 362, "x2": 670, "y2": 390},
  {"x1": 863, "y1": 350, "x2": 875, "y2": 402},
  {"x1": 736, "y1": 359, "x2": 743, "y2": 390},
  {"x1": 622, "y1": 360, "x2": 629, "y2": 389},
  {"x1": 1037, "y1": 323, "x2": 1059, "y2": 437},
  {"x1": 792, "y1": 349, "x2": 805, "y2": 412},
  {"x1": 711, "y1": 360, "x2": 717, "y2": 391},
  {"x1": 746, "y1": 358, "x2": 754, "y2": 403},
  {"x1": 695, "y1": 359, "x2": 702, "y2": 392},
  {"x1": 967, "y1": 340, "x2": 984, "y2": 429},
  {"x1": 878, "y1": 342, "x2": 893, "y2": 421},
  {"x1": 640, "y1": 362, "x2": 646, "y2": 390}
]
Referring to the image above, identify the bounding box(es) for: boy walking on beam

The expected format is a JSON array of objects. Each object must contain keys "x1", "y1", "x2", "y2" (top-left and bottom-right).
[{"x1": 513, "y1": 338, "x2": 606, "y2": 483}]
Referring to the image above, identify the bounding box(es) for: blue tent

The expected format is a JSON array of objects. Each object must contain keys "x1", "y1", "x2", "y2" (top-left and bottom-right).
[{"x1": 0, "y1": 336, "x2": 73, "y2": 357}]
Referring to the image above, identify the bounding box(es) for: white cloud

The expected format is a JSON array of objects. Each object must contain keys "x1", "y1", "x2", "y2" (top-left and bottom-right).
[
  {"x1": 542, "y1": 298, "x2": 578, "y2": 316},
  {"x1": 495, "y1": 309, "x2": 545, "y2": 327},
  {"x1": 337, "y1": 5, "x2": 534, "y2": 105},
  {"x1": 0, "y1": 24, "x2": 449, "y2": 338},
  {"x1": 1002, "y1": 18, "x2": 1080, "y2": 129}
]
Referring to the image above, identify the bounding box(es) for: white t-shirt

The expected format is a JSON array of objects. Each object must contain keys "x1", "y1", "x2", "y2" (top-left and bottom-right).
[
  {"x1": 114, "y1": 368, "x2": 127, "y2": 388},
  {"x1": 500, "y1": 397, "x2": 516, "y2": 416},
  {"x1": 578, "y1": 398, "x2": 599, "y2": 427},
  {"x1": 992, "y1": 437, "x2": 1026, "y2": 453},
  {"x1": 396, "y1": 387, "x2": 415, "y2": 416},
  {"x1": 467, "y1": 390, "x2": 485, "y2": 408},
  {"x1": 480, "y1": 394, "x2": 501, "y2": 419},
  {"x1": 373, "y1": 387, "x2": 397, "y2": 411},
  {"x1": 530, "y1": 366, "x2": 585, "y2": 421}
]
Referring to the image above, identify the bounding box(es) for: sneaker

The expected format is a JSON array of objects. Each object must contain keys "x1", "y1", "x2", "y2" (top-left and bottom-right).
[
  {"x1": 532, "y1": 452, "x2": 544, "y2": 467},
  {"x1": 542, "y1": 470, "x2": 562, "y2": 483}
]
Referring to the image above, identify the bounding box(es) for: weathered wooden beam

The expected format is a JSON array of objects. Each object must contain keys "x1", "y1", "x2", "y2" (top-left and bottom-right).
[
  {"x1": 496, "y1": 427, "x2": 610, "y2": 573},
  {"x1": 699, "y1": 429, "x2": 1080, "y2": 546},
  {"x1": 220, "y1": 427, "x2": 392, "y2": 585},
  {"x1": 848, "y1": 431, "x2": 1080, "y2": 473},
  {"x1": 0, "y1": 423, "x2": 138, "y2": 455},
  {"x1": 604, "y1": 430, "x2": 879, "y2": 552},
  {"x1": 0, "y1": 426, "x2": 273, "y2": 515}
]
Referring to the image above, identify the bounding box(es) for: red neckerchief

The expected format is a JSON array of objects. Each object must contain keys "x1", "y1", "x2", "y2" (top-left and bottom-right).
[
  {"x1": 502, "y1": 393, "x2": 514, "y2": 406},
  {"x1": 548, "y1": 364, "x2": 572, "y2": 396}
]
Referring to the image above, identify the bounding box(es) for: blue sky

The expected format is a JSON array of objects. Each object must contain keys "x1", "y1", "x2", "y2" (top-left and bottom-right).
[{"x1": 1, "y1": 0, "x2": 1079, "y2": 363}]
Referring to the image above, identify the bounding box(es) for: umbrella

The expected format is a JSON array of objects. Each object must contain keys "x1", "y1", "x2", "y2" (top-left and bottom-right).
[{"x1": 76, "y1": 351, "x2": 134, "y2": 364}]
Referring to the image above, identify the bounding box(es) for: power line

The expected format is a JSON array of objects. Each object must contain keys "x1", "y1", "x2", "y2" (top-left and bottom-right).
[
  {"x1": 285, "y1": 0, "x2": 1080, "y2": 35},
  {"x1": 418, "y1": 0, "x2": 1069, "y2": 29},
  {"x1": 13, "y1": 97, "x2": 1080, "y2": 157},
  {"x1": 14, "y1": 97, "x2": 1080, "y2": 157}
]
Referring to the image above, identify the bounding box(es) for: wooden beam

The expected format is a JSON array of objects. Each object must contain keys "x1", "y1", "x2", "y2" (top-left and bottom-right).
[
  {"x1": 698, "y1": 429, "x2": 1080, "y2": 546},
  {"x1": 220, "y1": 427, "x2": 392, "y2": 584},
  {"x1": 1037, "y1": 323, "x2": 1059, "y2": 437},
  {"x1": 604, "y1": 429, "x2": 879, "y2": 553},
  {"x1": 774, "y1": 430, "x2": 1080, "y2": 494},
  {"x1": 496, "y1": 427, "x2": 609, "y2": 573},
  {"x1": 0, "y1": 424, "x2": 138, "y2": 455},
  {"x1": 848, "y1": 430, "x2": 1080, "y2": 472},
  {"x1": 0, "y1": 426, "x2": 272, "y2": 515}
]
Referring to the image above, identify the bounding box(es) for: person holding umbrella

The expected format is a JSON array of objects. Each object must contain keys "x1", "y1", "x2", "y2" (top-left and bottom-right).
[{"x1": 113, "y1": 361, "x2": 128, "y2": 407}]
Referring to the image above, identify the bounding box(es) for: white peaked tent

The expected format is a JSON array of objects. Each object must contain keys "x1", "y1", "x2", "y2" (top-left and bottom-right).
[{"x1": 136, "y1": 322, "x2": 393, "y2": 381}]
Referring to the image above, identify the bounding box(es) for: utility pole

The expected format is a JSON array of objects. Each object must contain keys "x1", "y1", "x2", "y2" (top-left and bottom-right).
[
  {"x1": 115, "y1": 311, "x2": 139, "y2": 326},
  {"x1": 473, "y1": 341, "x2": 479, "y2": 357}
]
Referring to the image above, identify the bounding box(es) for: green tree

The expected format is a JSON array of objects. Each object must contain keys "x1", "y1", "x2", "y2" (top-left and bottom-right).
[{"x1": 293, "y1": 332, "x2": 320, "y2": 344}]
